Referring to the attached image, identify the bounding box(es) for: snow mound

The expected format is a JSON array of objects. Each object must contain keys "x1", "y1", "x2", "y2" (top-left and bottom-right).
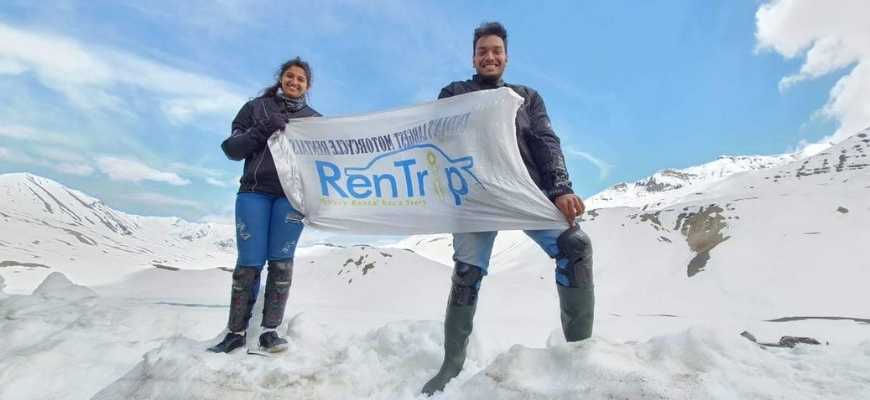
[
  {"x1": 459, "y1": 328, "x2": 870, "y2": 400},
  {"x1": 32, "y1": 272, "x2": 97, "y2": 300},
  {"x1": 0, "y1": 274, "x2": 227, "y2": 400},
  {"x1": 93, "y1": 317, "x2": 452, "y2": 400},
  {"x1": 92, "y1": 323, "x2": 870, "y2": 400}
]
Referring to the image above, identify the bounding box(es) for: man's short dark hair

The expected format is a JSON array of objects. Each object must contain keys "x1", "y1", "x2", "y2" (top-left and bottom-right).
[{"x1": 473, "y1": 22, "x2": 508, "y2": 53}]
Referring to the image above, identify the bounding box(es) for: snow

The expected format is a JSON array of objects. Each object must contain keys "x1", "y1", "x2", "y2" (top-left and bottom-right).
[
  {"x1": 1, "y1": 130, "x2": 869, "y2": 399},
  {"x1": 32, "y1": 271, "x2": 96, "y2": 300},
  {"x1": 2, "y1": 272, "x2": 868, "y2": 399},
  {"x1": 461, "y1": 329, "x2": 870, "y2": 400}
]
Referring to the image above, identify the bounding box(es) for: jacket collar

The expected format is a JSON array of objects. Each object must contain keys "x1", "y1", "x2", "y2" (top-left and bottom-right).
[{"x1": 472, "y1": 74, "x2": 505, "y2": 89}]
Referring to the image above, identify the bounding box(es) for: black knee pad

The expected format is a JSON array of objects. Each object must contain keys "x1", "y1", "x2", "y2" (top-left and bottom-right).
[
  {"x1": 267, "y1": 259, "x2": 293, "y2": 282},
  {"x1": 556, "y1": 227, "x2": 593, "y2": 288},
  {"x1": 448, "y1": 261, "x2": 483, "y2": 306},
  {"x1": 228, "y1": 266, "x2": 261, "y2": 332},
  {"x1": 263, "y1": 260, "x2": 293, "y2": 329},
  {"x1": 232, "y1": 267, "x2": 261, "y2": 292}
]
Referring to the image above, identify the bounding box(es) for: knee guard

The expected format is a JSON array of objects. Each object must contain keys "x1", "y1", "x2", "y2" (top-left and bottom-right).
[
  {"x1": 448, "y1": 261, "x2": 483, "y2": 306},
  {"x1": 262, "y1": 260, "x2": 293, "y2": 329},
  {"x1": 228, "y1": 266, "x2": 261, "y2": 332},
  {"x1": 556, "y1": 227, "x2": 593, "y2": 288},
  {"x1": 266, "y1": 259, "x2": 293, "y2": 285}
]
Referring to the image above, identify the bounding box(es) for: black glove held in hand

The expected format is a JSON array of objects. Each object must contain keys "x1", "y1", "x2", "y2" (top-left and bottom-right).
[{"x1": 257, "y1": 113, "x2": 289, "y2": 139}]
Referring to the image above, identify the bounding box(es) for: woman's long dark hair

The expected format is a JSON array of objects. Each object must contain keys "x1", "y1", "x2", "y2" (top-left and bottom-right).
[{"x1": 259, "y1": 57, "x2": 313, "y2": 98}]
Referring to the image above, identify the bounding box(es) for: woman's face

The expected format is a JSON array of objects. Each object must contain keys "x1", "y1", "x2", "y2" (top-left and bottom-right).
[{"x1": 281, "y1": 65, "x2": 309, "y2": 98}]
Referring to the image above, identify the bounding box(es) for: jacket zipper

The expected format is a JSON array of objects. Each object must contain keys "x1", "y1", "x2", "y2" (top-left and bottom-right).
[{"x1": 251, "y1": 101, "x2": 272, "y2": 192}]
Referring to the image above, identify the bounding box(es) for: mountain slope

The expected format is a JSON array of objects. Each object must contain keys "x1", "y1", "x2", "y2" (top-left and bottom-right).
[{"x1": 0, "y1": 173, "x2": 235, "y2": 291}]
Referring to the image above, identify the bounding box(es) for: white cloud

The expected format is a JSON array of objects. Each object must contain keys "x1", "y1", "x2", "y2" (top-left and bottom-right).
[
  {"x1": 32, "y1": 145, "x2": 86, "y2": 163},
  {"x1": 0, "y1": 146, "x2": 36, "y2": 165},
  {"x1": 167, "y1": 162, "x2": 222, "y2": 178},
  {"x1": 53, "y1": 163, "x2": 95, "y2": 176},
  {"x1": 0, "y1": 58, "x2": 26, "y2": 74},
  {"x1": 0, "y1": 143, "x2": 92, "y2": 175},
  {"x1": 125, "y1": 192, "x2": 203, "y2": 209},
  {"x1": 96, "y1": 156, "x2": 190, "y2": 186},
  {"x1": 565, "y1": 146, "x2": 613, "y2": 180},
  {"x1": 0, "y1": 125, "x2": 32, "y2": 140},
  {"x1": 167, "y1": 162, "x2": 234, "y2": 187},
  {"x1": 204, "y1": 177, "x2": 233, "y2": 188},
  {"x1": 0, "y1": 125, "x2": 72, "y2": 144},
  {"x1": 0, "y1": 22, "x2": 245, "y2": 124},
  {"x1": 756, "y1": 0, "x2": 870, "y2": 142}
]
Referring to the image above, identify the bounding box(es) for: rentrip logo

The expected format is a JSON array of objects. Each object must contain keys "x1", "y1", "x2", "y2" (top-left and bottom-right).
[{"x1": 315, "y1": 144, "x2": 484, "y2": 206}]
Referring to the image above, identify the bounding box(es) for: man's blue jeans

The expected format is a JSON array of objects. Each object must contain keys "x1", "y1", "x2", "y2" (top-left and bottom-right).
[{"x1": 453, "y1": 227, "x2": 585, "y2": 287}]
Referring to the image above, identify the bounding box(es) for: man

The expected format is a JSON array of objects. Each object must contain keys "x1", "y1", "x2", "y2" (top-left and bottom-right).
[{"x1": 421, "y1": 22, "x2": 595, "y2": 395}]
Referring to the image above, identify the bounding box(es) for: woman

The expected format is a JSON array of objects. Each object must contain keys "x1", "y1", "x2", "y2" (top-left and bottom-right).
[{"x1": 209, "y1": 57, "x2": 320, "y2": 354}]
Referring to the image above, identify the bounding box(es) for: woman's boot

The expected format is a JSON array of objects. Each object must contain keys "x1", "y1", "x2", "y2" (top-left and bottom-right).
[
  {"x1": 259, "y1": 259, "x2": 293, "y2": 352},
  {"x1": 208, "y1": 266, "x2": 261, "y2": 353}
]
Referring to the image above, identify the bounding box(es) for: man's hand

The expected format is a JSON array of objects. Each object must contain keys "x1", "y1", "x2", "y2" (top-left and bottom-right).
[{"x1": 554, "y1": 193, "x2": 585, "y2": 226}]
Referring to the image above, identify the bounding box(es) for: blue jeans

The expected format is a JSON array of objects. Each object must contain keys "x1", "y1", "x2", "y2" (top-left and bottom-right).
[
  {"x1": 453, "y1": 227, "x2": 582, "y2": 287},
  {"x1": 234, "y1": 192, "x2": 304, "y2": 268}
]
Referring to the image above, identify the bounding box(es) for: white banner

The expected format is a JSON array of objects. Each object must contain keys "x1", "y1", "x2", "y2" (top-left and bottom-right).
[{"x1": 269, "y1": 87, "x2": 567, "y2": 235}]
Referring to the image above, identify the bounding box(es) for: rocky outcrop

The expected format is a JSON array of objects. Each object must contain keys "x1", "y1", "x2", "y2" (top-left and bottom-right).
[{"x1": 674, "y1": 204, "x2": 730, "y2": 277}]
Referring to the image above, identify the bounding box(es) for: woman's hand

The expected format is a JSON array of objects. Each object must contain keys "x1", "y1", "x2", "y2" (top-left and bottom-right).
[{"x1": 258, "y1": 113, "x2": 289, "y2": 138}]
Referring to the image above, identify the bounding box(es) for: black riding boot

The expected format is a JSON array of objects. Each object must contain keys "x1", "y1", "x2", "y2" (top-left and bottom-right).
[
  {"x1": 208, "y1": 266, "x2": 261, "y2": 353},
  {"x1": 557, "y1": 284, "x2": 594, "y2": 341},
  {"x1": 556, "y1": 226, "x2": 595, "y2": 342},
  {"x1": 421, "y1": 261, "x2": 482, "y2": 396},
  {"x1": 259, "y1": 259, "x2": 293, "y2": 352}
]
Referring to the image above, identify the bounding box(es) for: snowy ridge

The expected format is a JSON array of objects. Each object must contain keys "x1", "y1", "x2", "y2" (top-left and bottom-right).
[
  {"x1": 587, "y1": 127, "x2": 868, "y2": 210},
  {"x1": 0, "y1": 173, "x2": 235, "y2": 292},
  {"x1": 588, "y1": 153, "x2": 798, "y2": 209},
  {"x1": 0, "y1": 172, "x2": 232, "y2": 244}
]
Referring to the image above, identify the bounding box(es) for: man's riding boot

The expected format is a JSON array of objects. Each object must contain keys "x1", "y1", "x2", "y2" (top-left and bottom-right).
[
  {"x1": 556, "y1": 226, "x2": 595, "y2": 342},
  {"x1": 422, "y1": 262, "x2": 482, "y2": 396},
  {"x1": 557, "y1": 284, "x2": 594, "y2": 341}
]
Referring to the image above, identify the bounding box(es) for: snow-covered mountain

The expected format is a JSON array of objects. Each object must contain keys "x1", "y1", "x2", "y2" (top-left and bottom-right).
[
  {"x1": 587, "y1": 152, "x2": 800, "y2": 210},
  {"x1": 0, "y1": 173, "x2": 235, "y2": 291}
]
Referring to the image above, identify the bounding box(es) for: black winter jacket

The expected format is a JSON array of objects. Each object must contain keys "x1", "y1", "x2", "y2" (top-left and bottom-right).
[
  {"x1": 221, "y1": 96, "x2": 321, "y2": 195},
  {"x1": 439, "y1": 75, "x2": 574, "y2": 201}
]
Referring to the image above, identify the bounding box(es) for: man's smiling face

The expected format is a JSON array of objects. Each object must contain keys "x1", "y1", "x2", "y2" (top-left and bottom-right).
[{"x1": 473, "y1": 34, "x2": 507, "y2": 80}]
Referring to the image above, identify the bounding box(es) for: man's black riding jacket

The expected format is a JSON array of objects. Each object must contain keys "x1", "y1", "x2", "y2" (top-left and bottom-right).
[{"x1": 439, "y1": 74, "x2": 574, "y2": 200}]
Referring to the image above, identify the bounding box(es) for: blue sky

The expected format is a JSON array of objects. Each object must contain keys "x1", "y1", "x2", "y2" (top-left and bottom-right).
[{"x1": 1, "y1": 1, "x2": 866, "y2": 223}]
